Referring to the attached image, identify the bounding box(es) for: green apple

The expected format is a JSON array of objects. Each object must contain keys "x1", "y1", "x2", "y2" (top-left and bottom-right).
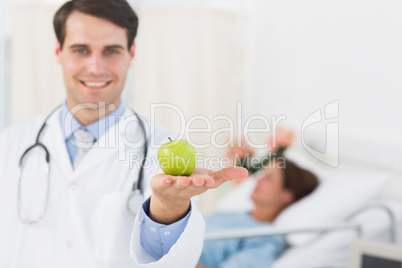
[{"x1": 158, "y1": 137, "x2": 197, "y2": 176}]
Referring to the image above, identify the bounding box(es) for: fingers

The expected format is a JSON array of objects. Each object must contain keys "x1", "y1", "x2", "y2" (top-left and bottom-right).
[
  {"x1": 180, "y1": 175, "x2": 212, "y2": 196},
  {"x1": 212, "y1": 166, "x2": 249, "y2": 179},
  {"x1": 152, "y1": 173, "x2": 176, "y2": 192},
  {"x1": 152, "y1": 166, "x2": 248, "y2": 200},
  {"x1": 193, "y1": 168, "x2": 214, "y2": 176},
  {"x1": 151, "y1": 173, "x2": 215, "y2": 199},
  {"x1": 209, "y1": 166, "x2": 249, "y2": 188},
  {"x1": 153, "y1": 174, "x2": 192, "y2": 191}
]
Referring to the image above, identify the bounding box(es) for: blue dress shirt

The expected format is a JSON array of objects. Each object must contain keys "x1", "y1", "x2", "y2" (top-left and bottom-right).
[
  {"x1": 59, "y1": 101, "x2": 190, "y2": 260},
  {"x1": 59, "y1": 102, "x2": 125, "y2": 164}
]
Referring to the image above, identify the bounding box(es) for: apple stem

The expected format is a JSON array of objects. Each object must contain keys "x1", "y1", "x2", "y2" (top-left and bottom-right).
[{"x1": 168, "y1": 137, "x2": 172, "y2": 142}]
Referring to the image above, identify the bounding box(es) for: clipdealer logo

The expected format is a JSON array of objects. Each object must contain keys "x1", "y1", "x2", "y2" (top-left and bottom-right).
[
  {"x1": 301, "y1": 100, "x2": 339, "y2": 167},
  {"x1": 62, "y1": 100, "x2": 340, "y2": 168}
]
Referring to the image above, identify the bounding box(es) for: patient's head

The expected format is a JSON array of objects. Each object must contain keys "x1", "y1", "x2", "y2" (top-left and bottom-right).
[{"x1": 250, "y1": 158, "x2": 319, "y2": 220}]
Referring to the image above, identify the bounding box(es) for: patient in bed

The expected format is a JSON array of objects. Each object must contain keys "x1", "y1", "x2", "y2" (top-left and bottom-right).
[{"x1": 197, "y1": 131, "x2": 319, "y2": 268}]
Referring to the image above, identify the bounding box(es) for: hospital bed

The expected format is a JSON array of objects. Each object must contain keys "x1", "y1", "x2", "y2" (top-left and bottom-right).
[
  {"x1": 203, "y1": 140, "x2": 402, "y2": 268},
  {"x1": 205, "y1": 200, "x2": 402, "y2": 267}
]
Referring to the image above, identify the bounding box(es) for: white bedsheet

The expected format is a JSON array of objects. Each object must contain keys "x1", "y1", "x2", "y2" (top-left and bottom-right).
[{"x1": 272, "y1": 199, "x2": 402, "y2": 268}]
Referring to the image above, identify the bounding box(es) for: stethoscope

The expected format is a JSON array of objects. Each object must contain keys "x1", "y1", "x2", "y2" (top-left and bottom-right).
[{"x1": 17, "y1": 105, "x2": 148, "y2": 224}]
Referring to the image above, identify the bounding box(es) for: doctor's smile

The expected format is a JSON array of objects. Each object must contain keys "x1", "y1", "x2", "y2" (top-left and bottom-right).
[{"x1": 79, "y1": 80, "x2": 113, "y2": 89}]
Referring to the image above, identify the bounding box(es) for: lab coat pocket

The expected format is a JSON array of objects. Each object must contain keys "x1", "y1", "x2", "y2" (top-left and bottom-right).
[{"x1": 92, "y1": 191, "x2": 135, "y2": 261}]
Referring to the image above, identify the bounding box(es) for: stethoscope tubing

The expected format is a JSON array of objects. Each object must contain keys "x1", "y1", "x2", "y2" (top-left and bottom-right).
[{"x1": 17, "y1": 105, "x2": 147, "y2": 224}]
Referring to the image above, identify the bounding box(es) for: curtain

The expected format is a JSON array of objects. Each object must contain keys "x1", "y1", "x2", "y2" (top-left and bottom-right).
[
  {"x1": 10, "y1": 3, "x2": 65, "y2": 124},
  {"x1": 130, "y1": 3, "x2": 245, "y2": 158},
  {"x1": 0, "y1": 0, "x2": 7, "y2": 130}
]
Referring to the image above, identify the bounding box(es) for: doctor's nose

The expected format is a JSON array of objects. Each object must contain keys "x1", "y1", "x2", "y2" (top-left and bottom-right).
[{"x1": 87, "y1": 54, "x2": 106, "y2": 75}]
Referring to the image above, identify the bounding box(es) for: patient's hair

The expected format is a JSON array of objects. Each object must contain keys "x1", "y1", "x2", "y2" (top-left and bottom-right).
[
  {"x1": 281, "y1": 158, "x2": 319, "y2": 202},
  {"x1": 53, "y1": 0, "x2": 138, "y2": 50}
]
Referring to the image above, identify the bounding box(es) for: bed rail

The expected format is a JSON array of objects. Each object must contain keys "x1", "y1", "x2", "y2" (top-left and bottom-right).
[
  {"x1": 345, "y1": 202, "x2": 397, "y2": 243},
  {"x1": 204, "y1": 202, "x2": 397, "y2": 243},
  {"x1": 204, "y1": 222, "x2": 362, "y2": 241}
]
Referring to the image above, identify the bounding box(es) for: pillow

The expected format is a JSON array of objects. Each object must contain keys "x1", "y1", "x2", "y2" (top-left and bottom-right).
[
  {"x1": 215, "y1": 175, "x2": 256, "y2": 212},
  {"x1": 274, "y1": 166, "x2": 390, "y2": 246}
]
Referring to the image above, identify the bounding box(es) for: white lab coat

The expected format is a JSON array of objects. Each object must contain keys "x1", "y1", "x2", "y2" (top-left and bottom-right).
[{"x1": 0, "y1": 108, "x2": 205, "y2": 268}]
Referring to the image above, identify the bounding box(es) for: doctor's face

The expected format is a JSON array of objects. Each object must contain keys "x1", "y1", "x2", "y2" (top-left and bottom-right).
[{"x1": 55, "y1": 11, "x2": 135, "y2": 110}]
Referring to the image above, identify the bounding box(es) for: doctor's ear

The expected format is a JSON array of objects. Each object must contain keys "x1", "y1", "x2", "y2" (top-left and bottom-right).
[
  {"x1": 55, "y1": 41, "x2": 62, "y2": 65},
  {"x1": 128, "y1": 42, "x2": 136, "y2": 67}
]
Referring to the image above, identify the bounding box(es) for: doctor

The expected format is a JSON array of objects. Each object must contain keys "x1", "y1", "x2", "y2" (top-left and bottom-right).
[{"x1": 0, "y1": 0, "x2": 247, "y2": 267}]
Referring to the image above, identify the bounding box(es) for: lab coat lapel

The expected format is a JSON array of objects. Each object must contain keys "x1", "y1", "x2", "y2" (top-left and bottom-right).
[
  {"x1": 41, "y1": 107, "x2": 74, "y2": 179},
  {"x1": 71, "y1": 109, "x2": 144, "y2": 179}
]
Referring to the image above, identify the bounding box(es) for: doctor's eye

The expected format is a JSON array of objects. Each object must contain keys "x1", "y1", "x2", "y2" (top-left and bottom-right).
[
  {"x1": 105, "y1": 49, "x2": 119, "y2": 55},
  {"x1": 74, "y1": 49, "x2": 88, "y2": 55}
]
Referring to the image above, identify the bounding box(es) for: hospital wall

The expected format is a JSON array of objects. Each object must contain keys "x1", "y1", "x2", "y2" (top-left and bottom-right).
[
  {"x1": 243, "y1": 0, "x2": 402, "y2": 148},
  {"x1": 2, "y1": 0, "x2": 402, "y2": 212},
  {"x1": 213, "y1": 0, "x2": 402, "y2": 212}
]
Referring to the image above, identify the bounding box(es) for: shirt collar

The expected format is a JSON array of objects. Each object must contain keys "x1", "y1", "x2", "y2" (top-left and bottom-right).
[{"x1": 59, "y1": 101, "x2": 125, "y2": 141}]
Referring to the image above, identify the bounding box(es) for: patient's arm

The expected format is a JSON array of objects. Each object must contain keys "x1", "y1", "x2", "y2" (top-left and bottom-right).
[
  {"x1": 226, "y1": 145, "x2": 254, "y2": 166},
  {"x1": 196, "y1": 264, "x2": 208, "y2": 268}
]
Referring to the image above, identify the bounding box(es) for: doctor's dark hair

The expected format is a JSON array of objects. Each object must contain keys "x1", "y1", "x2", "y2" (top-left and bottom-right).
[
  {"x1": 53, "y1": 0, "x2": 138, "y2": 50},
  {"x1": 280, "y1": 158, "x2": 319, "y2": 202}
]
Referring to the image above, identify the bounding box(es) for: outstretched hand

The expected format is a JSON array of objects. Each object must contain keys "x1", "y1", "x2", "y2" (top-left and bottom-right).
[
  {"x1": 268, "y1": 127, "x2": 294, "y2": 152},
  {"x1": 149, "y1": 166, "x2": 248, "y2": 224}
]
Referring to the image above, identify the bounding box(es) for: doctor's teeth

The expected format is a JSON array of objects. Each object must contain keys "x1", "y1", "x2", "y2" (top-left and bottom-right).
[{"x1": 84, "y1": 81, "x2": 107, "y2": 87}]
